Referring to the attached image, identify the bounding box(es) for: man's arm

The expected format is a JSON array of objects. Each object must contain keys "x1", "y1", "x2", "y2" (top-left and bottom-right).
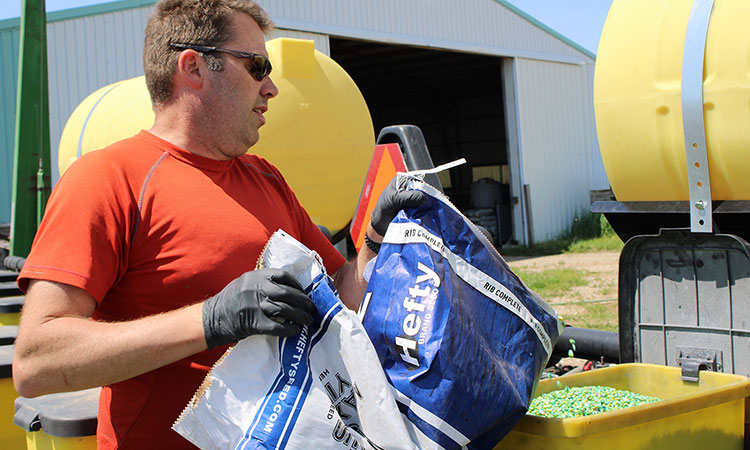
[
  {"x1": 13, "y1": 279, "x2": 206, "y2": 397},
  {"x1": 14, "y1": 268, "x2": 314, "y2": 398},
  {"x1": 333, "y1": 222, "x2": 380, "y2": 310}
]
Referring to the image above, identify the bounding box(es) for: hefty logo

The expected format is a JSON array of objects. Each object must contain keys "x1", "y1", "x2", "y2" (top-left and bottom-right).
[{"x1": 394, "y1": 262, "x2": 440, "y2": 368}]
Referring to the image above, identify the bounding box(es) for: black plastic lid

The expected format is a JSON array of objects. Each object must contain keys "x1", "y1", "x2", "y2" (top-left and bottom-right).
[
  {"x1": 0, "y1": 296, "x2": 23, "y2": 313},
  {"x1": 14, "y1": 388, "x2": 100, "y2": 437},
  {"x1": 0, "y1": 325, "x2": 18, "y2": 346},
  {"x1": 0, "y1": 345, "x2": 12, "y2": 378}
]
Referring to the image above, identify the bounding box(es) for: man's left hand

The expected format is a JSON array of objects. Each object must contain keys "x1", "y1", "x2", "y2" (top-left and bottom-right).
[{"x1": 370, "y1": 176, "x2": 425, "y2": 237}]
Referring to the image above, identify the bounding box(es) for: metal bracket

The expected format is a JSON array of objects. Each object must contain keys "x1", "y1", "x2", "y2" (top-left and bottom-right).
[
  {"x1": 676, "y1": 346, "x2": 722, "y2": 382},
  {"x1": 681, "y1": 0, "x2": 715, "y2": 233}
]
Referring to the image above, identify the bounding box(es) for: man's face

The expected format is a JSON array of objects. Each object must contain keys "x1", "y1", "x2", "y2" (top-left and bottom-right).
[{"x1": 204, "y1": 13, "x2": 278, "y2": 158}]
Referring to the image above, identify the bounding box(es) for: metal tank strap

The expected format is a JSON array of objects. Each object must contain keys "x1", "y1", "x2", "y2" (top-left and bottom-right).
[{"x1": 681, "y1": 0, "x2": 715, "y2": 233}]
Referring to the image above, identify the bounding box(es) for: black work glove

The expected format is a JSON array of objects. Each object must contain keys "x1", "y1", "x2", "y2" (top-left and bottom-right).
[
  {"x1": 202, "y1": 268, "x2": 315, "y2": 349},
  {"x1": 370, "y1": 176, "x2": 426, "y2": 236}
]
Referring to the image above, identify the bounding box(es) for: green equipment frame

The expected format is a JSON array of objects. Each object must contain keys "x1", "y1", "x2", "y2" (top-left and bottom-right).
[{"x1": 10, "y1": 0, "x2": 51, "y2": 258}]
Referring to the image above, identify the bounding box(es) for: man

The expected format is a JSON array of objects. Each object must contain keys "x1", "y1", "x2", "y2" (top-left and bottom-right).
[{"x1": 12, "y1": 0, "x2": 422, "y2": 448}]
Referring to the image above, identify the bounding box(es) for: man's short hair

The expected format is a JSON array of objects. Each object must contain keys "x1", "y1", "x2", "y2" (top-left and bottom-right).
[{"x1": 143, "y1": 0, "x2": 273, "y2": 106}]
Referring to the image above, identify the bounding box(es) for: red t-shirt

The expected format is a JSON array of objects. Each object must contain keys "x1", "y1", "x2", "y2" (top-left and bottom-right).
[{"x1": 18, "y1": 131, "x2": 346, "y2": 449}]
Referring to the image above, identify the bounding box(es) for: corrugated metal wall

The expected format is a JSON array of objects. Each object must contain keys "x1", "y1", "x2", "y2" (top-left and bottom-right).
[
  {"x1": 0, "y1": 27, "x2": 20, "y2": 225},
  {"x1": 514, "y1": 57, "x2": 600, "y2": 242},
  {"x1": 0, "y1": 0, "x2": 607, "y2": 242}
]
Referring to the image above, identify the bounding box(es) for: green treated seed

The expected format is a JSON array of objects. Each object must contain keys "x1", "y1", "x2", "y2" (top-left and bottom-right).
[{"x1": 527, "y1": 386, "x2": 660, "y2": 419}]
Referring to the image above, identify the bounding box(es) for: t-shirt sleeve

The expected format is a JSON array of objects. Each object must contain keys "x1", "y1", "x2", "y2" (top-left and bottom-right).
[{"x1": 18, "y1": 151, "x2": 137, "y2": 302}]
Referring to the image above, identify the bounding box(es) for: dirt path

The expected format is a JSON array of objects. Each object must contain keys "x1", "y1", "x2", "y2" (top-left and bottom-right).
[{"x1": 506, "y1": 251, "x2": 620, "y2": 319}]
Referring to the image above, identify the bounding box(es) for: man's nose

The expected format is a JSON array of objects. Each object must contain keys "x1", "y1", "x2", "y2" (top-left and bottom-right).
[{"x1": 262, "y1": 76, "x2": 279, "y2": 98}]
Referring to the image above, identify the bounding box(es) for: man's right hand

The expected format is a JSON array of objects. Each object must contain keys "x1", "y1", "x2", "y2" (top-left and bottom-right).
[{"x1": 202, "y1": 268, "x2": 315, "y2": 349}]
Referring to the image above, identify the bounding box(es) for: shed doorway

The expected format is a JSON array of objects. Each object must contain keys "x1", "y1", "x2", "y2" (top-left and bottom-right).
[{"x1": 330, "y1": 38, "x2": 516, "y2": 245}]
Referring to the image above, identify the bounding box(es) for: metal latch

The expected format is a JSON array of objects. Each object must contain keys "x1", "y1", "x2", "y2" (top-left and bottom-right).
[{"x1": 676, "y1": 347, "x2": 723, "y2": 382}]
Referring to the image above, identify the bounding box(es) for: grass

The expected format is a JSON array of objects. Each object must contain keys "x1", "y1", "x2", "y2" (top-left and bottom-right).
[
  {"x1": 501, "y1": 213, "x2": 623, "y2": 257},
  {"x1": 558, "y1": 300, "x2": 618, "y2": 332},
  {"x1": 514, "y1": 267, "x2": 589, "y2": 298},
  {"x1": 567, "y1": 235, "x2": 624, "y2": 253},
  {"x1": 503, "y1": 213, "x2": 621, "y2": 332},
  {"x1": 514, "y1": 267, "x2": 618, "y2": 331}
]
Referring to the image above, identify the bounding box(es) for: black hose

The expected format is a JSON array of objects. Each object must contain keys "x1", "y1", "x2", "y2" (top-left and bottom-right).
[{"x1": 551, "y1": 326, "x2": 620, "y2": 363}]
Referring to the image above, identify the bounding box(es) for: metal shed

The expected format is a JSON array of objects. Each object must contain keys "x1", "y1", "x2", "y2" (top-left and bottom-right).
[{"x1": 0, "y1": 0, "x2": 607, "y2": 246}]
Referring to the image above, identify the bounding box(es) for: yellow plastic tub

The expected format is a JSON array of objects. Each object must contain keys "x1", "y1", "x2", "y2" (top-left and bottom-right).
[
  {"x1": 14, "y1": 388, "x2": 99, "y2": 450},
  {"x1": 22, "y1": 431, "x2": 96, "y2": 450},
  {"x1": 0, "y1": 296, "x2": 24, "y2": 326},
  {"x1": 0, "y1": 346, "x2": 27, "y2": 448},
  {"x1": 495, "y1": 363, "x2": 750, "y2": 449},
  {"x1": 0, "y1": 313, "x2": 20, "y2": 327}
]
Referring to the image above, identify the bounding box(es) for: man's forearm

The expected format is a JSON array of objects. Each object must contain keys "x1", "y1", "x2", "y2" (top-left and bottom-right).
[
  {"x1": 333, "y1": 223, "x2": 380, "y2": 311},
  {"x1": 13, "y1": 281, "x2": 207, "y2": 397}
]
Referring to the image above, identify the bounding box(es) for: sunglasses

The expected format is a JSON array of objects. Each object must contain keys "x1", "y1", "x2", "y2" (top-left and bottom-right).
[{"x1": 169, "y1": 43, "x2": 272, "y2": 81}]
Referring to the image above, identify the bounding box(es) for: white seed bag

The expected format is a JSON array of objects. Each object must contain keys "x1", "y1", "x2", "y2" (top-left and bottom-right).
[{"x1": 173, "y1": 230, "x2": 417, "y2": 450}]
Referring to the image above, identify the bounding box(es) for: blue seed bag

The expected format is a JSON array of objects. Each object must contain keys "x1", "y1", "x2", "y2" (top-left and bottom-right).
[{"x1": 361, "y1": 175, "x2": 562, "y2": 449}]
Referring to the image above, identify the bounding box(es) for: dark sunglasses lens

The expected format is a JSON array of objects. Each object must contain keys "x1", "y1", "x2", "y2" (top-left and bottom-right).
[{"x1": 248, "y1": 55, "x2": 271, "y2": 80}]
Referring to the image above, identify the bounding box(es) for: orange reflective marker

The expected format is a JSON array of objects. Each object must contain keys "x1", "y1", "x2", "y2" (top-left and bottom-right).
[{"x1": 350, "y1": 143, "x2": 407, "y2": 252}]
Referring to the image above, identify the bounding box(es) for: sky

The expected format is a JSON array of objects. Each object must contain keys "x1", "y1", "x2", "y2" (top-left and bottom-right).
[{"x1": 2, "y1": 0, "x2": 614, "y2": 55}]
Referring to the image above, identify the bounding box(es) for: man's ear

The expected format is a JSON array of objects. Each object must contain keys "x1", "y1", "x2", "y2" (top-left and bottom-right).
[{"x1": 175, "y1": 50, "x2": 204, "y2": 89}]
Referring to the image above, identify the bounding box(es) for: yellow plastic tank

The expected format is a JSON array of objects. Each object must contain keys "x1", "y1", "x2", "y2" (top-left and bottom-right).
[
  {"x1": 594, "y1": 0, "x2": 750, "y2": 201},
  {"x1": 58, "y1": 38, "x2": 374, "y2": 235}
]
